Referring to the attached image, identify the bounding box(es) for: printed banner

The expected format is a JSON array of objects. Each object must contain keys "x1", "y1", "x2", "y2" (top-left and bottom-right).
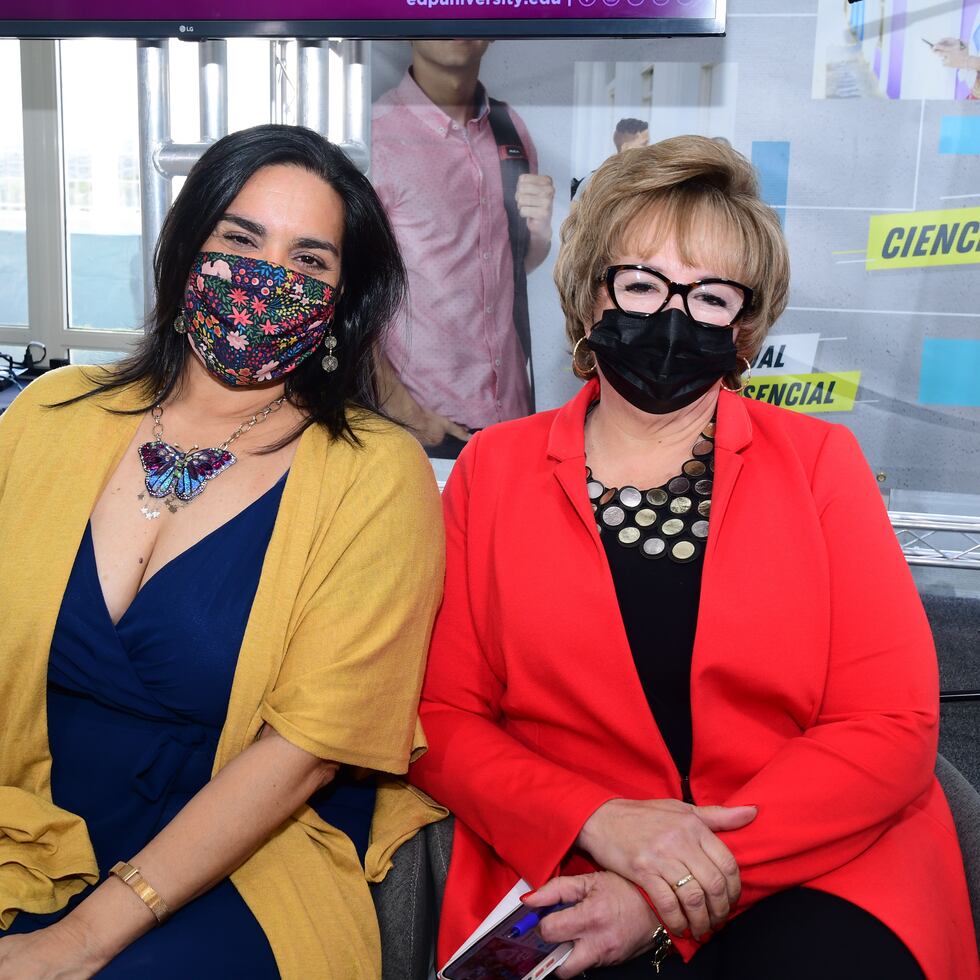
[
  {"x1": 749, "y1": 333, "x2": 820, "y2": 376},
  {"x1": 742, "y1": 372, "x2": 862, "y2": 414},
  {"x1": 866, "y1": 207, "x2": 980, "y2": 270},
  {"x1": 812, "y1": 0, "x2": 980, "y2": 102}
]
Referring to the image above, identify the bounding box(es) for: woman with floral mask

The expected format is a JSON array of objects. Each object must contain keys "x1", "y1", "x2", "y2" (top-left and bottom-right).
[
  {"x1": 0, "y1": 125, "x2": 444, "y2": 978},
  {"x1": 410, "y1": 136, "x2": 977, "y2": 979}
]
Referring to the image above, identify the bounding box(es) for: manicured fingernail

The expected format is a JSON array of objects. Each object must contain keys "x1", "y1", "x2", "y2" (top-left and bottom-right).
[{"x1": 519, "y1": 889, "x2": 536, "y2": 902}]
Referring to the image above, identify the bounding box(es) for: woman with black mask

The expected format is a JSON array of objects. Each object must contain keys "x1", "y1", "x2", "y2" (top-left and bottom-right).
[
  {"x1": 409, "y1": 136, "x2": 976, "y2": 979},
  {"x1": 0, "y1": 125, "x2": 443, "y2": 978}
]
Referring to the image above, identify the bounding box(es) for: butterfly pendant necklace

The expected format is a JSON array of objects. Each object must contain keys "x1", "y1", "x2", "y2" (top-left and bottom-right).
[{"x1": 136, "y1": 395, "x2": 286, "y2": 519}]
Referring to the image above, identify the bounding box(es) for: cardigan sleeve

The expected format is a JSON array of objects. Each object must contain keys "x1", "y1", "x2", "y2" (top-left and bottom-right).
[
  {"x1": 260, "y1": 429, "x2": 445, "y2": 774},
  {"x1": 410, "y1": 435, "x2": 616, "y2": 886},
  {"x1": 717, "y1": 423, "x2": 938, "y2": 905},
  {"x1": 0, "y1": 371, "x2": 107, "y2": 927},
  {"x1": 0, "y1": 394, "x2": 23, "y2": 502},
  {"x1": 0, "y1": 370, "x2": 56, "y2": 500}
]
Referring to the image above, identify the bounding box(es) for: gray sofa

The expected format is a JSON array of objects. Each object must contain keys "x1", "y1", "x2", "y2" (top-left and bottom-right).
[{"x1": 372, "y1": 755, "x2": 980, "y2": 979}]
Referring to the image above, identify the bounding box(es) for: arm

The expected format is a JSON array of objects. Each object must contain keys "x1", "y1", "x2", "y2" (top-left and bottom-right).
[
  {"x1": 718, "y1": 425, "x2": 939, "y2": 904},
  {"x1": 932, "y1": 38, "x2": 980, "y2": 70},
  {"x1": 0, "y1": 733, "x2": 336, "y2": 977},
  {"x1": 369, "y1": 145, "x2": 474, "y2": 447},
  {"x1": 512, "y1": 112, "x2": 553, "y2": 273},
  {"x1": 522, "y1": 177, "x2": 554, "y2": 273},
  {"x1": 376, "y1": 351, "x2": 471, "y2": 447},
  {"x1": 410, "y1": 437, "x2": 616, "y2": 886}
]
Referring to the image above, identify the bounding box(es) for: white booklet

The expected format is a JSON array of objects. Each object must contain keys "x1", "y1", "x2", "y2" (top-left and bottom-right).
[{"x1": 437, "y1": 878, "x2": 574, "y2": 980}]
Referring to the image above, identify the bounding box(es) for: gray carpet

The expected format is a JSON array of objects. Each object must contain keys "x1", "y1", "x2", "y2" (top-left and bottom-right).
[{"x1": 922, "y1": 593, "x2": 980, "y2": 791}]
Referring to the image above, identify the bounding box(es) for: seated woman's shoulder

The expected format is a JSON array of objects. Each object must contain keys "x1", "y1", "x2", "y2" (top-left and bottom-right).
[
  {"x1": 1, "y1": 364, "x2": 114, "y2": 427},
  {"x1": 741, "y1": 393, "x2": 838, "y2": 440},
  {"x1": 739, "y1": 395, "x2": 865, "y2": 473},
  {"x1": 343, "y1": 408, "x2": 436, "y2": 478},
  {"x1": 18, "y1": 364, "x2": 109, "y2": 403},
  {"x1": 467, "y1": 408, "x2": 558, "y2": 456}
]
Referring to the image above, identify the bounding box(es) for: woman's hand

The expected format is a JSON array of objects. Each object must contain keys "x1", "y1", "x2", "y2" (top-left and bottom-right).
[
  {"x1": 405, "y1": 404, "x2": 471, "y2": 448},
  {"x1": 0, "y1": 918, "x2": 106, "y2": 980},
  {"x1": 375, "y1": 351, "x2": 471, "y2": 446},
  {"x1": 526, "y1": 871, "x2": 659, "y2": 977},
  {"x1": 576, "y1": 798, "x2": 757, "y2": 939},
  {"x1": 932, "y1": 37, "x2": 980, "y2": 70}
]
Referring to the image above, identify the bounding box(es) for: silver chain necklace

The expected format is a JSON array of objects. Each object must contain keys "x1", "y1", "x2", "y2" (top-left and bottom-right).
[{"x1": 136, "y1": 395, "x2": 286, "y2": 519}]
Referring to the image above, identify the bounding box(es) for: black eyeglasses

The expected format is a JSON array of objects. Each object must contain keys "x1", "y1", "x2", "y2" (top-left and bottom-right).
[{"x1": 602, "y1": 265, "x2": 754, "y2": 327}]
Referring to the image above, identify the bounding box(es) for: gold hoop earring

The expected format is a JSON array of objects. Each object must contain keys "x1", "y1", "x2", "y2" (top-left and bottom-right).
[
  {"x1": 572, "y1": 336, "x2": 597, "y2": 380},
  {"x1": 721, "y1": 355, "x2": 752, "y2": 393}
]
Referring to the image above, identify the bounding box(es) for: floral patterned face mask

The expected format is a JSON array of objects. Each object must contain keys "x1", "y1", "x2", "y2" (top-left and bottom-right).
[{"x1": 182, "y1": 251, "x2": 337, "y2": 387}]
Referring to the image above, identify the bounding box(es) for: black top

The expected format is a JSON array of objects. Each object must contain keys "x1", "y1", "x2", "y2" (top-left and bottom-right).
[
  {"x1": 600, "y1": 530, "x2": 703, "y2": 785},
  {"x1": 588, "y1": 435, "x2": 714, "y2": 795}
]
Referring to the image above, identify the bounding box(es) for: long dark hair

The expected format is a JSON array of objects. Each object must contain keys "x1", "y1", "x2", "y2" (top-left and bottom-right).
[{"x1": 68, "y1": 124, "x2": 405, "y2": 445}]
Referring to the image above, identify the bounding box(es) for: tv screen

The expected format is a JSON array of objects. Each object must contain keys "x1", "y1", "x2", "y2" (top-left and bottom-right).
[{"x1": 0, "y1": 0, "x2": 725, "y2": 39}]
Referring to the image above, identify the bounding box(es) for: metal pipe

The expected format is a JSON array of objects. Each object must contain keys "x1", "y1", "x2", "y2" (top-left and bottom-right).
[
  {"x1": 297, "y1": 39, "x2": 330, "y2": 135},
  {"x1": 136, "y1": 39, "x2": 171, "y2": 319},
  {"x1": 904, "y1": 556, "x2": 980, "y2": 568},
  {"x1": 890, "y1": 513, "x2": 980, "y2": 533},
  {"x1": 270, "y1": 41, "x2": 280, "y2": 124},
  {"x1": 198, "y1": 39, "x2": 228, "y2": 142},
  {"x1": 340, "y1": 39, "x2": 371, "y2": 175},
  {"x1": 155, "y1": 142, "x2": 212, "y2": 178}
]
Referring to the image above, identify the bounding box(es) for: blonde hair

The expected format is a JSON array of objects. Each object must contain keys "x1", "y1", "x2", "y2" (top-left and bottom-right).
[{"x1": 555, "y1": 135, "x2": 790, "y2": 387}]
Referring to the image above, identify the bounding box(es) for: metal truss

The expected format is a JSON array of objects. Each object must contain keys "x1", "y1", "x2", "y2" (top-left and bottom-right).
[{"x1": 890, "y1": 512, "x2": 980, "y2": 569}]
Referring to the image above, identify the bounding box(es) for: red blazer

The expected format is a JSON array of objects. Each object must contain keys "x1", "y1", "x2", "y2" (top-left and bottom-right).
[{"x1": 411, "y1": 380, "x2": 977, "y2": 979}]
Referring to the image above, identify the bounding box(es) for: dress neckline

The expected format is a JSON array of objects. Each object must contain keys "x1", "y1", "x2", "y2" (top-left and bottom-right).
[{"x1": 88, "y1": 469, "x2": 289, "y2": 629}]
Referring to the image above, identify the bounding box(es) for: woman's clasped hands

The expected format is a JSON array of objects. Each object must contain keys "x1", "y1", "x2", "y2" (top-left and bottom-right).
[{"x1": 525, "y1": 797, "x2": 757, "y2": 975}]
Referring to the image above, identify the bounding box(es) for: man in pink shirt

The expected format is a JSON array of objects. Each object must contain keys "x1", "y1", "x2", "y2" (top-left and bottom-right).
[{"x1": 372, "y1": 40, "x2": 555, "y2": 457}]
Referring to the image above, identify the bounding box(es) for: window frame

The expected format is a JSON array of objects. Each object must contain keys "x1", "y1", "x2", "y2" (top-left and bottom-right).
[{"x1": 0, "y1": 39, "x2": 142, "y2": 362}]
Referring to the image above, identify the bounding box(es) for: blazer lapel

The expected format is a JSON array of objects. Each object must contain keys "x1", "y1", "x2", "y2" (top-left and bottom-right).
[
  {"x1": 688, "y1": 391, "x2": 753, "y2": 797},
  {"x1": 548, "y1": 379, "x2": 603, "y2": 549},
  {"x1": 704, "y1": 390, "x2": 752, "y2": 564}
]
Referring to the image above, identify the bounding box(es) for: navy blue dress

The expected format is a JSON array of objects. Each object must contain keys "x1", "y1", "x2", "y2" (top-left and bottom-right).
[{"x1": 8, "y1": 473, "x2": 375, "y2": 977}]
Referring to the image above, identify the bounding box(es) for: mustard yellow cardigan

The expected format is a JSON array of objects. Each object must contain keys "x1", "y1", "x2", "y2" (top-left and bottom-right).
[{"x1": 0, "y1": 367, "x2": 446, "y2": 978}]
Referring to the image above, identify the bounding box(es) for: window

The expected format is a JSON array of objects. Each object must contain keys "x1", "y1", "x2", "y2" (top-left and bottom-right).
[
  {"x1": 57, "y1": 38, "x2": 275, "y2": 336},
  {"x1": 0, "y1": 40, "x2": 28, "y2": 328},
  {"x1": 61, "y1": 39, "x2": 144, "y2": 333}
]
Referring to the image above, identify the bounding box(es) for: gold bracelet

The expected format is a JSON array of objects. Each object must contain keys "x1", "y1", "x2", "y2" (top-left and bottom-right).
[{"x1": 109, "y1": 861, "x2": 172, "y2": 924}]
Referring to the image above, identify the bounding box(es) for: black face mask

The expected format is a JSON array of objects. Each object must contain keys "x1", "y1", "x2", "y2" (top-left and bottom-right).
[{"x1": 586, "y1": 306, "x2": 738, "y2": 415}]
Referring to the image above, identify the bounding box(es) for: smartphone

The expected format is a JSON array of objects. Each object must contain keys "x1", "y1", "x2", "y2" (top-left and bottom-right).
[{"x1": 438, "y1": 903, "x2": 573, "y2": 980}]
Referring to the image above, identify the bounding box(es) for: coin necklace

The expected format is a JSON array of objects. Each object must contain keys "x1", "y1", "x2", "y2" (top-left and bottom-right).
[
  {"x1": 586, "y1": 420, "x2": 715, "y2": 563},
  {"x1": 136, "y1": 395, "x2": 286, "y2": 519}
]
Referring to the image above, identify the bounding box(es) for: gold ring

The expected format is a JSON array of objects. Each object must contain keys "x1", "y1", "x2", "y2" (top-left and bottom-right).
[{"x1": 674, "y1": 874, "x2": 695, "y2": 889}]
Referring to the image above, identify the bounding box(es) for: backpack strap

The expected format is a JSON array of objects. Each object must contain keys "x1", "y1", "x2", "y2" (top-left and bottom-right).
[{"x1": 487, "y1": 97, "x2": 535, "y2": 410}]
